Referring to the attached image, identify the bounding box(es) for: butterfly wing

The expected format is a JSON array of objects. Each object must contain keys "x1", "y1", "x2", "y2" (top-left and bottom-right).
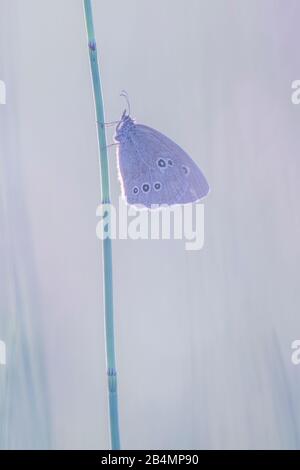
[{"x1": 117, "y1": 123, "x2": 209, "y2": 208}]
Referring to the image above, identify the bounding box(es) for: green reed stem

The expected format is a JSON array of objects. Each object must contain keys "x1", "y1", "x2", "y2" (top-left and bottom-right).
[{"x1": 83, "y1": 0, "x2": 120, "y2": 450}]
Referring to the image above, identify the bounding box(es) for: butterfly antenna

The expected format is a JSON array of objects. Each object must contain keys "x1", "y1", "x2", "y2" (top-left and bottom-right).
[{"x1": 120, "y1": 90, "x2": 131, "y2": 116}]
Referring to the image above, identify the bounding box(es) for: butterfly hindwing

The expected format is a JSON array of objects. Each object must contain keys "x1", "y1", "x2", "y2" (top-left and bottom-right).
[
  {"x1": 134, "y1": 125, "x2": 209, "y2": 202},
  {"x1": 117, "y1": 137, "x2": 155, "y2": 207},
  {"x1": 117, "y1": 122, "x2": 209, "y2": 208}
]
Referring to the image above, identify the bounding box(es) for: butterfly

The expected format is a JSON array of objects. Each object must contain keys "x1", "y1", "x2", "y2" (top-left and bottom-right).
[{"x1": 114, "y1": 105, "x2": 209, "y2": 209}]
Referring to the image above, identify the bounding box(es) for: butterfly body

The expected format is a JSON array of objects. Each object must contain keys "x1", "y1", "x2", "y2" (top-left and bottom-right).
[{"x1": 115, "y1": 111, "x2": 209, "y2": 208}]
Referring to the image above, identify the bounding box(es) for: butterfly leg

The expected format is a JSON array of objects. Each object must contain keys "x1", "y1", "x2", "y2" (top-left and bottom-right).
[
  {"x1": 101, "y1": 142, "x2": 120, "y2": 151},
  {"x1": 97, "y1": 120, "x2": 121, "y2": 129}
]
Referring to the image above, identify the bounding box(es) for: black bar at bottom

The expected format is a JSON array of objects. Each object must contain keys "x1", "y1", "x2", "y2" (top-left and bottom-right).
[{"x1": 0, "y1": 450, "x2": 299, "y2": 465}]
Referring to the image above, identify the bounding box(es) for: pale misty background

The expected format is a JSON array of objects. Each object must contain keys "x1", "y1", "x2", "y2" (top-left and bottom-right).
[{"x1": 1, "y1": 0, "x2": 300, "y2": 450}]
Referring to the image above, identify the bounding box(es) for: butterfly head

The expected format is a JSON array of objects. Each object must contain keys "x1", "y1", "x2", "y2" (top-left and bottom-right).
[{"x1": 114, "y1": 110, "x2": 135, "y2": 142}]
